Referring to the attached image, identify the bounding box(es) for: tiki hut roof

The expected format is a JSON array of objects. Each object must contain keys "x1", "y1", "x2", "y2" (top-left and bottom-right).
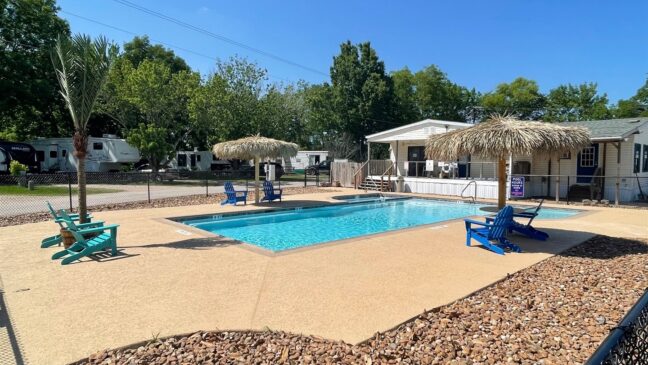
[
  {"x1": 212, "y1": 135, "x2": 299, "y2": 160},
  {"x1": 425, "y1": 115, "x2": 591, "y2": 160}
]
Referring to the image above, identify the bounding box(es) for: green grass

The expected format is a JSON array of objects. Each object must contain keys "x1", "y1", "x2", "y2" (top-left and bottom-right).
[{"x1": 0, "y1": 185, "x2": 122, "y2": 196}]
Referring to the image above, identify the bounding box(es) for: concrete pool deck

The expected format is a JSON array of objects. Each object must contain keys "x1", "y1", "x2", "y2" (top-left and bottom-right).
[{"x1": 0, "y1": 188, "x2": 646, "y2": 364}]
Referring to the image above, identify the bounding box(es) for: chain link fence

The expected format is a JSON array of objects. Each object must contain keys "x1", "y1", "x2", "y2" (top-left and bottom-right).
[
  {"x1": 0, "y1": 169, "x2": 326, "y2": 218},
  {"x1": 586, "y1": 289, "x2": 648, "y2": 365}
]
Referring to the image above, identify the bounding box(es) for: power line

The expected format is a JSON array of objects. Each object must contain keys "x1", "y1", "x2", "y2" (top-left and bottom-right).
[
  {"x1": 111, "y1": 0, "x2": 328, "y2": 77},
  {"x1": 59, "y1": 10, "x2": 295, "y2": 83}
]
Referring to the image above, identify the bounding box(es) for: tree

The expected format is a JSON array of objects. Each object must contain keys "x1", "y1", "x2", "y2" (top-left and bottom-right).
[
  {"x1": 1, "y1": 0, "x2": 70, "y2": 139},
  {"x1": 391, "y1": 68, "x2": 419, "y2": 123},
  {"x1": 613, "y1": 78, "x2": 648, "y2": 118},
  {"x1": 413, "y1": 65, "x2": 480, "y2": 122},
  {"x1": 51, "y1": 34, "x2": 116, "y2": 222},
  {"x1": 104, "y1": 59, "x2": 200, "y2": 170},
  {"x1": 330, "y1": 41, "x2": 394, "y2": 158},
  {"x1": 121, "y1": 35, "x2": 190, "y2": 73},
  {"x1": 126, "y1": 124, "x2": 174, "y2": 171},
  {"x1": 544, "y1": 83, "x2": 609, "y2": 122},
  {"x1": 481, "y1": 77, "x2": 545, "y2": 120}
]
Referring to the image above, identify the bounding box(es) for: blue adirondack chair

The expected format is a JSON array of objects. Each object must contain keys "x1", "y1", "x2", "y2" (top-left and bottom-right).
[
  {"x1": 465, "y1": 205, "x2": 521, "y2": 255},
  {"x1": 41, "y1": 202, "x2": 96, "y2": 248},
  {"x1": 486, "y1": 199, "x2": 549, "y2": 241},
  {"x1": 262, "y1": 180, "x2": 282, "y2": 202},
  {"x1": 222, "y1": 182, "x2": 248, "y2": 205},
  {"x1": 51, "y1": 212, "x2": 119, "y2": 265}
]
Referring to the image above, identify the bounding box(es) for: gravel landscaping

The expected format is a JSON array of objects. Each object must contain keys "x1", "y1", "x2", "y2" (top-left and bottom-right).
[
  {"x1": 75, "y1": 235, "x2": 648, "y2": 365},
  {"x1": 0, "y1": 187, "x2": 336, "y2": 227}
]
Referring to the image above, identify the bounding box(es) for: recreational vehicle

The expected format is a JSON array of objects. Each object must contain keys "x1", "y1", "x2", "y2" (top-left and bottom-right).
[
  {"x1": 168, "y1": 150, "x2": 231, "y2": 171},
  {"x1": 0, "y1": 141, "x2": 40, "y2": 174},
  {"x1": 29, "y1": 135, "x2": 140, "y2": 173},
  {"x1": 280, "y1": 150, "x2": 329, "y2": 172}
]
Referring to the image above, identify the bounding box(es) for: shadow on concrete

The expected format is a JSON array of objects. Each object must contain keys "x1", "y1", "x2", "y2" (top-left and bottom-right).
[
  {"x1": 0, "y1": 277, "x2": 25, "y2": 365},
  {"x1": 469, "y1": 226, "x2": 647, "y2": 259},
  {"x1": 66, "y1": 249, "x2": 140, "y2": 265},
  {"x1": 133, "y1": 237, "x2": 241, "y2": 250}
]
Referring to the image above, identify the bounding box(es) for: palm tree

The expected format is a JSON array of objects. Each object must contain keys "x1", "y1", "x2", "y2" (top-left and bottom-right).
[{"x1": 51, "y1": 34, "x2": 116, "y2": 222}]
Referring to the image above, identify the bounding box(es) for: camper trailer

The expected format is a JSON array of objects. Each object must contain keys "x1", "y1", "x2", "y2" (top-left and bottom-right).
[
  {"x1": 168, "y1": 150, "x2": 229, "y2": 171},
  {"x1": 0, "y1": 141, "x2": 40, "y2": 174},
  {"x1": 280, "y1": 150, "x2": 329, "y2": 172},
  {"x1": 29, "y1": 135, "x2": 140, "y2": 173}
]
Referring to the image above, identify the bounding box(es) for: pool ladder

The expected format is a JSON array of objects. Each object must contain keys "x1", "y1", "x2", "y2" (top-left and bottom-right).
[{"x1": 461, "y1": 180, "x2": 477, "y2": 204}]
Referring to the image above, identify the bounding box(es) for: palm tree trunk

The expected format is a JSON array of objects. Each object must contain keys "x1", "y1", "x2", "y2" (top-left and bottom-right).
[{"x1": 77, "y1": 156, "x2": 88, "y2": 223}]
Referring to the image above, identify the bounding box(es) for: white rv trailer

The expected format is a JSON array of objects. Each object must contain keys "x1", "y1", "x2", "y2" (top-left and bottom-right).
[
  {"x1": 29, "y1": 135, "x2": 140, "y2": 173},
  {"x1": 167, "y1": 150, "x2": 220, "y2": 171},
  {"x1": 280, "y1": 150, "x2": 329, "y2": 172}
]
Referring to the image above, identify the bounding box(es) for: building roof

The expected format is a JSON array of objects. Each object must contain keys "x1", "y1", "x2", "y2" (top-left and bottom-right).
[
  {"x1": 366, "y1": 119, "x2": 470, "y2": 143},
  {"x1": 557, "y1": 118, "x2": 648, "y2": 142}
]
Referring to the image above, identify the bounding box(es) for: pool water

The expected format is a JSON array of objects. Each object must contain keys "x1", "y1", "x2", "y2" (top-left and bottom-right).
[{"x1": 180, "y1": 199, "x2": 580, "y2": 252}]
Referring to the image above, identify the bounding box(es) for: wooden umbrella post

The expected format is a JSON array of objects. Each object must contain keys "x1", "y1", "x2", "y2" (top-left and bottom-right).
[
  {"x1": 254, "y1": 156, "x2": 260, "y2": 204},
  {"x1": 497, "y1": 158, "x2": 507, "y2": 209}
]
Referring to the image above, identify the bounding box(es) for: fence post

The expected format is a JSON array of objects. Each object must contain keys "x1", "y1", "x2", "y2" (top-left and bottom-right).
[
  {"x1": 205, "y1": 173, "x2": 209, "y2": 197},
  {"x1": 316, "y1": 171, "x2": 319, "y2": 187},
  {"x1": 304, "y1": 171, "x2": 307, "y2": 187},
  {"x1": 147, "y1": 173, "x2": 151, "y2": 203},
  {"x1": 67, "y1": 172, "x2": 73, "y2": 210}
]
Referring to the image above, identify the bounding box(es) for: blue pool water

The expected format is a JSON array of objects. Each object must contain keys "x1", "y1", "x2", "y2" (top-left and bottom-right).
[{"x1": 180, "y1": 199, "x2": 580, "y2": 252}]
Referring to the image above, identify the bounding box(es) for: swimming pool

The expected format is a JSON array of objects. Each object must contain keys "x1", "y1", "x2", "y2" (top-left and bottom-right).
[{"x1": 179, "y1": 199, "x2": 580, "y2": 252}]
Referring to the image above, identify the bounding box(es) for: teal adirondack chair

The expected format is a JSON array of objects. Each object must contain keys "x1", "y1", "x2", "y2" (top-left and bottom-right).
[
  {"x1": 464, "y1": 205, "x2": 521, "y2": 255},
  {"x1": 51, "y1": 213, "x2": 119, "y2": 265},
  {"x1": 41, "y1": 202, "x2": 96, "y2": 248}
]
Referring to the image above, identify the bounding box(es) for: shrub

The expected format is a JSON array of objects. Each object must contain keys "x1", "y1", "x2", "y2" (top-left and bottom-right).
[{"x1": 9, "y1": 160, "x2": 28, "y2": 176}]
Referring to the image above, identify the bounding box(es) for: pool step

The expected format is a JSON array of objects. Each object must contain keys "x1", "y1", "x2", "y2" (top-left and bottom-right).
[{"x1": 359, "y1": 177, "x2": 392, "y2": 192}]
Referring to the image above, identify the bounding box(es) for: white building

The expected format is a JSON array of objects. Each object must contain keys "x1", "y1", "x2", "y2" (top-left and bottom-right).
[
  {"x1": 29, "y1": 135, "x2": 140, "y2": 173},
  {"x1": 365, "y1": 118, "x2": 648, "y2": 203}
]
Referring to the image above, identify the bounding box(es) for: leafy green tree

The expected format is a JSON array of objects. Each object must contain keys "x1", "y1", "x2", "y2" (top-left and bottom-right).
[
  {"x1": 1, "y1": 0, "x2": 70, "y2": 139},
  {"x1": 104, "y1": 59, "x2": 200, "y2": 170},
  {"x1": 51, "y1": 34, "x2": 116, "y2": 222},
  {"x1": 413, "y1": 65, "x2": 480, "y2": 122},
  {"x1": 391, "y1": 68, "x2": 419, "y2": 124},
  {"x1": 126, "y1": 124, "x2": 174, "y2": 171},
  {"x1": 330, "y1": 41, "x2": 394, "y2": 157},
  {"x1": 481, "y1": 77, "x2": 545, "y2": 120},
  {"x1": 303, "y1": 83, "x2": 338, "y2": 140},
  {"x1": 121, "y1": 36, "x2": 190, "y2": 73},
  {"x1": 544, "y1": 83, "x2": 610, "y2": 122},
  {"x1": 612, "y1": 78, "x2": 648, "y2": 118}
]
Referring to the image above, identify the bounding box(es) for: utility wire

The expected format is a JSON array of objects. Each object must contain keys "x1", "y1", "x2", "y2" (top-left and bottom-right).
[
  {"x1": 111, "y1": 0, "x2": 328, "y2": 77},
  {"x1": 59, "y1": 10, "x2": 295, "y2": 83}
]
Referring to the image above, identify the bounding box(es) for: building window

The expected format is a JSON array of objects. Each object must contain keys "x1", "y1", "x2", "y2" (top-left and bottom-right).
[
  {"x1": 62, "y1": 149, "x2": 67, "y2": 157},
  {"x1": 49, "y1": 150, "x2": 57, "y2": 158},
  {"x1": 643, "y1": 145, "x2": 648, "y2": 172},
  {"x1": 197, "y1": 155, "x2": 201, "y2": 162},
  {"x1": 36, "y1": 151, "x2": 45, "y2": 162},
  {"x1": 580, "y1": 146, "x2": 595, "y2": 167},
  {"x1": 634, "y1": 144, "x2": 641, "y2": 173},
  {"x1": 93, "y1": 142, "x2": 103, "y2": 150},
  {"x1": 177, "y1": 154, "x2": 187, "y2": 167}
]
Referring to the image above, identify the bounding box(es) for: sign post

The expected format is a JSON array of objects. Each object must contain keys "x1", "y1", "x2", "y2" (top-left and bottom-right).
[{"x1": 510, "y1": 176, "x2": 525, "y2": 198}]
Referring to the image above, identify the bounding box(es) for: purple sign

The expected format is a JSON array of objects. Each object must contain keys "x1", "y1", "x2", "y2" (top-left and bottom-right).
[{"x1": 510, "y1": 176, "x2": 525, "y2": 197}]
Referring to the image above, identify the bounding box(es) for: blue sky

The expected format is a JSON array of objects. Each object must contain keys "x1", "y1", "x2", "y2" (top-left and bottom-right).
[{"x1": 58, "y1": 0, "x2": 647, "y2": 103}]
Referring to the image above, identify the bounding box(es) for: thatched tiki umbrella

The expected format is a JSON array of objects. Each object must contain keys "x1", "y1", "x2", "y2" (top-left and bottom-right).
[
  {"x1": 213, "y1": 136, "x2": 299, "y2": 203},
  {"x1": 426, "y1": 116, "x2": 590, "y2": 209}
]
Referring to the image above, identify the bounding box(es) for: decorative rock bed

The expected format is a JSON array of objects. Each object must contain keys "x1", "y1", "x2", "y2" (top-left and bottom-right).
[
  {"x1": 0, "y1": 187, "x2": 336, "y2": 227},
  {"x1": 75, "y1": 235, "x2": 648, "y2": 364}
]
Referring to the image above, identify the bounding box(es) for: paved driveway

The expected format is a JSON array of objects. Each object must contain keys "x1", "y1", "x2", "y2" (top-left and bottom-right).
[{"x1": 0, "y1": 181, "x2": 302, "y2": 217}]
